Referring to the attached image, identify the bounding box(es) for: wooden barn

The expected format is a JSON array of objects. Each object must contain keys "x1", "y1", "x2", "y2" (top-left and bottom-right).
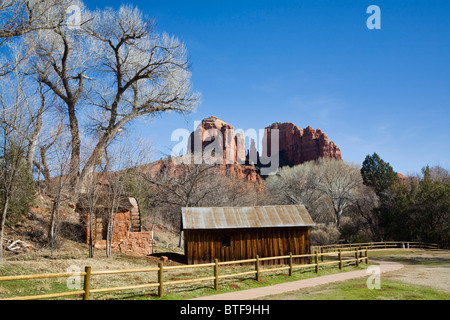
[{"x1": 182, "y1": 205, "x2": 315, "y2": 265}]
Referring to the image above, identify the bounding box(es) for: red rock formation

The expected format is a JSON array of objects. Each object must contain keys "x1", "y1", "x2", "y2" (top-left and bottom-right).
[
  {"x1": 186, "y1": 116, "x2": 261, "y2": 183},
  {"x1": 397, "y1": 173, "x2": 406, "y2": 180},
  {"x1": 148, "y1": 157, "x2": 262, "y2": 184},
  {"x1": 263, "y1": 122, "x2": 342, "y2": 168},
  {"x1": 188, "y1": 116, "x2": 246, "y2": 163},
  {"x1": 186, "y1": 116, "x2": 342, "y2": 177}
]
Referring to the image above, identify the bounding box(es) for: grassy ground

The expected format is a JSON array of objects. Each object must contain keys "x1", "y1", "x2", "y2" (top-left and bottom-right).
[
  {"x1": 260, "y1": 278, "x2": 448, "y2": 300},
  {"x1": 259, "y1": 250, "x2": 450, "y2": 300},
  {"x1": 0, "y1": 255, "x2": 366, "y2": 300},
  {"x1": 1, "y1": 245, "x2": 449, "y2": 300},
  {"x1": 0, "y1": 240, "x2": 368, "y2": 300},
  {"x1": 152, "y1": 263, "x2": 368, "y2": 301}
]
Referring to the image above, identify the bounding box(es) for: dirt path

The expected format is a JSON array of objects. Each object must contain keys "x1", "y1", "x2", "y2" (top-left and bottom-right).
[{"x1": 191, "y1": 259, "x2": 403, "y2": 300}]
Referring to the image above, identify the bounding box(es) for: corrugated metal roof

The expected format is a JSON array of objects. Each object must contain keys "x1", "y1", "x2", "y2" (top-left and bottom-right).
[{"x1": 181, "y1": 205, "x2": 315, "y2": 230}]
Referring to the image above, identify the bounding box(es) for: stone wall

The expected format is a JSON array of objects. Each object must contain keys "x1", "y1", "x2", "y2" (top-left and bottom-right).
[
  {"x1": 84, "y1": 210, "x2": 153, "y2": 256},
  {"x1": 119, "y1": 231, "x2": 154, "y2": 256}
]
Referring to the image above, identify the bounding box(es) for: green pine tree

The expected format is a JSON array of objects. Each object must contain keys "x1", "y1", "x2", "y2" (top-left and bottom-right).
[{"x1": 361, "y1": 153, "x2": 399, "y2": 198}]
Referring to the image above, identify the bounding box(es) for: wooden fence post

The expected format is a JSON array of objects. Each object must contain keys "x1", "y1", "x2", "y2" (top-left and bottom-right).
[
  {"x1": 320, "y1": 247, "x2": 324, "y2": 262},
  {"x1": 338, "y1": 249, "x2": 342, "y2": 270},
  {"x1": 289, "y1": 252, "x2": 293, "y2": 276},
  {"x1": 255, "y1": 255, "x2": 261, "y2": 281},
  {"x1": 82, "y1": 266, "x2": 91, "y2": 300},
  {"x1": 365, "y1": 248, "x2": 369, "y2": 264},
  {"x1": 158, "y1": 262, "x2": 164, "y2": 298},
  {"x1": 214, "y1": 259, "x2": 219, "y2": 291},
  {"x1": 355, "y1": 249, "x2": 359, "y2": 267},
  {"x1": 315, "y1": 251, "x2": 319, "y2": 273}
]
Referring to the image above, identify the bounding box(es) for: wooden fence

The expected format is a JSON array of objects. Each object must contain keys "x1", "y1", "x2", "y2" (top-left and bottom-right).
[
  {"x1": 312, "y1": 241, "x2": 439, "y2": 254},
  {"x1": 0, "y1": 241, "x2": 438, "y2": 300}
]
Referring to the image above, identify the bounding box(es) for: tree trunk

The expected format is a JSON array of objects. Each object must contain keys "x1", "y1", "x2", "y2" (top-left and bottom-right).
[
  {"x1": 106, "y1": 211, "x2": 113, "y2": 258},
  {"x1": 77, "y1": 117, "x2": 130, "y2": 193},
  {"x1": 106, "y1": 214, "x2": 116, "y2": 258},
  {"x1": 25, "y1": 93, "x2": 44, "y2": 175},
  {"x1": 0, "y1": 195, "x2": 10, "y2": 262},
  {"x1": 178, "y1": 212, "x2": 185, "y2": 248},
  {"x1": 77, "y1": 140, "x2": 108, "y2": 194},
  {"x1": 26, "y1": 136, "x2": 38, "y2": 175},
  {"x1": 88, "y1": 211, "x2": 95, "y2": 258},
  {"x1": 48, "y1": 200, "x2": 60, "y2": 257},
  {"x1": 335, "y1": 208, "x2": 343, "y2": 229},
  {"x1": 68, "y1": 102, "x2": 81, "y2": 194}
]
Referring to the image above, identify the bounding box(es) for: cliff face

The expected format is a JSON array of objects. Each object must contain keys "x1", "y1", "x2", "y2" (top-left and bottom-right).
[
  {"x1": 188, "y1": 116, "x2": 246, "y2": 164},
  {"x1": 264, "y1": 122, "x2": 342, "y2": 168},
  {"x1": 182, "y1": 116, "x2": 341, "y2": 181},
  {"x1": 188, "y1": 116, "x2": 341, "y2": 169},
  {"x1": 148, "y1": 158, "x2": 263, "y2": 184},
  {"x1": 186, "y1": 116, "x2": 262, "y2": 183}
]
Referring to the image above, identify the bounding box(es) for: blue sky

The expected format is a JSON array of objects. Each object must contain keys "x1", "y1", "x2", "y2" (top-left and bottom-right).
[{"x1": 85, "y1": 0, "x2": 449, "y2": 175}]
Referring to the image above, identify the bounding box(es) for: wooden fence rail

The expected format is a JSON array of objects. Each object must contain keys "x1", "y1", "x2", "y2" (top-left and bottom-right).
[
  {"x1": 0, "y1": 241, "x2": 438, "y2": 300},
  {"x1": 312, "y1": 241, "x2": 439, "y2": 253}
]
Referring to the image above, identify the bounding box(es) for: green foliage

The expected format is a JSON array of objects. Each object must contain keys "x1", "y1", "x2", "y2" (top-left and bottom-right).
[
  {"x1": 1, "y1": 158, "x2": 35, "y2": 226},
  {"x1": 361, "y1": 153, "x2": 399, "y2": 198},
  {"x1": 382, "y1": 166, "x2": 450, "y2": 247},
  {"x1": 123, "y1": 170, "x2": 152, "y2": 220},
  {"x1": 0, "y1": 140, "x2": 36, "y2": 227}
]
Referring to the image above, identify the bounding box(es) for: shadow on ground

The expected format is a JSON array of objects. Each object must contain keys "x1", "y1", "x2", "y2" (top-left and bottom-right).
[{"x1": 150, "y1": 252, "x2": 186, "y2": 264}]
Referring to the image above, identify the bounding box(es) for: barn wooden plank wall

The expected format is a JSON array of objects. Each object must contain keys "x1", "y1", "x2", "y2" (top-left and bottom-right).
[{"x1": 184, "y1": 227, "x2": 310, "y2": 265}]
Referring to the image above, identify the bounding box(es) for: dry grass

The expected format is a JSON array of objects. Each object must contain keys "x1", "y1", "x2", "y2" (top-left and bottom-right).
[{"x1": 0, "y1": 238, "x2": 184, "y2": 300}]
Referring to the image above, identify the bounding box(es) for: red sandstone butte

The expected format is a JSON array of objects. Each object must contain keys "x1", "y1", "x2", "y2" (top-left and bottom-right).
[
  {"x1": 186, "y1": 116, "x2": 261, "y2": 183},
  {"x1": 263, "y1": 122, "x2": 342, "y2": 167},
  {"x1": 188, "y1": 116, "x2": 246, "y2": 163},
  {"x1": 187, "y1": 116, "x2": 342, "y2": 176}
]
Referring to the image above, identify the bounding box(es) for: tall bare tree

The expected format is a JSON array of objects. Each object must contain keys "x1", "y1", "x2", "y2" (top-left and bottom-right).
[
  {"x1": 142, "y1": 158, "x2": 262, "y2": 247},
  {"x1": 266, "y1": 161, "x2": 325, "y2": 221},
  {"x1": 266, "y1": 158, "x2": 364, "y2": 228},
  {"x1": 25, "y1": 5, "x2": 94, "y2": 192},
  {"x1": 45, "y1": 130, "x2": 72, "y2": 257},
  {"x1": 101, "y1": 140, "x2": 136, "y2": 258},
  {"x1": 25, "y1": 4, "x2": 200, "y2": 197},
  {"x1": 315, "y1": 159, "x2": 363, "y2": 228},
  {"x1": 77, "y1": 5, "x2": 200, "y2": 193},
  {"x1": 0, "y1": 0, "x2": 76, "y2": 76}
]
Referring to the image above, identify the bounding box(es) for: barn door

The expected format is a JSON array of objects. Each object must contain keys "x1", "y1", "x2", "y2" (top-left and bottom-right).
[{"x1": 221, "y1": 235, "x2": 231, "y2": 261}]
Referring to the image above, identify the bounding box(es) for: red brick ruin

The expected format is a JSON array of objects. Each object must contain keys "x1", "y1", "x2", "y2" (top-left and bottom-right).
[{"x1": 77, "y1": 196, "x2": 153, "y2": 256}]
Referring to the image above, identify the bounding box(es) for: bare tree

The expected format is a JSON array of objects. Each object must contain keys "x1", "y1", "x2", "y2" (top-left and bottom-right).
[
  {"x1": 0, "y1": 50, "x2": 52, "y2": 177},
  {"x1": 315, "y1": 158, "x2": 363, "y2": 228},
  {"x1": 144, "y1": 160, "x2": 212, "y2": 247},
  {"x1": 266, "y1": 161, "x2": 325, "y2": 221},
  {"x1": 82, "y1": 167, "x2": 99, "y2": 259},
  {"x1": 101, "y1": 141, "x2": 134, "y2": 258},
  {"x1": 25, "y1": 4, "x2": 200, "y2": 197},
  {"x1": 25, "y1": 9, "x2": 94, "y2": 193},
  {"x1": 0, "y1": 0, "x2": 75, "y2": 76},
  {"x1": 350, "y1": 184, "x2": 380, "y2": 240},
  {"x1": 142, "y1": 158, "x2": 262, "y2": 247},
  {"x1": 77, "y1": 5, "x2": 200, "y2": 193},
  {"x1": 45, "y1": 130, "x2": 72, "y2": 257},
  {"x1": 427, "y1": 165, "x2": 450, "y2": 183},
  {"x1": 266, "y1": 158, "x2": 364, "y2": 228},
  {"x1": 0, "y1": 0, "x2": 71, "y2": 39}
]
